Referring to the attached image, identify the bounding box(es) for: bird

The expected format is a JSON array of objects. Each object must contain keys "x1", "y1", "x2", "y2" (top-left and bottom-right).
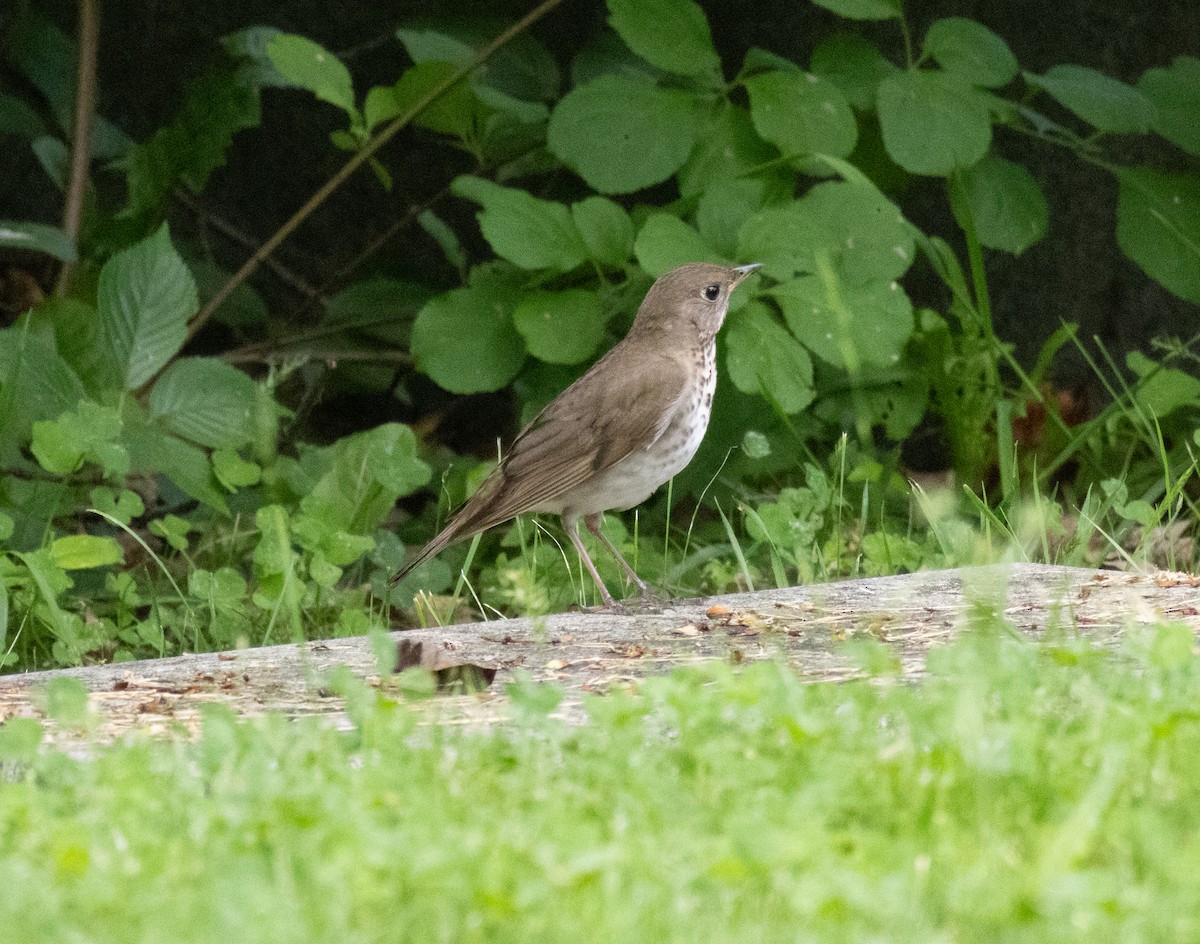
[{"x1": 391, "y1": 262, "x2": 761, "y2": 607}]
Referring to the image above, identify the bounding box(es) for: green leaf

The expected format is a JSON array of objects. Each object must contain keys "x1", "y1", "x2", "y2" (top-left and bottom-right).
[
  {"x1": 1028, "y1": 65, "x2": 1153, "y2": 134},
  {"x1": 513, "y1": 290, "x2": 606, "y2": 365},
  {"x1": 738, "y1": 181, "x2": 914, "y2": 284},
  {"x1": 776, "y1": 274, "x2": 914, "y2": 369},
  {"x1": 411, "y1": 287, "x2": 526, "y2": 393},
  {"x1": 96, "y1": 224, "x2": 197, "y2": 390},
  {"x1": 1115, "y1": 167, "x2": 1200, "y2": 304},
  {"x1": 89, "y1": 486, "x2": 144, "y2": 526},
  {"x1": 923, "y1": 18, "x2": 1017, "y2": 89},
  {"x1": 212, "y1": 448, "x2": 262, "y2": 490},
  {"x1": 418, "y1": 210, "x2": 468, "y2": 275},
  {"x1": 1128, "y1": 351, "x2": 1200, "y2": 418},
  {"x1": 634, "y1": 214, "x2": 720, "y2": 276},
  {"x1": 810, "y1": 34, "x2": 898, "y2": 111},
  {"x1": 267, "y1": 34, "x2": 355, "y2": 115},
  {"x1": 698, "y1": 177, "x2": 778, "y2": 258},
  {"x1": 809, "y1": 0, "x2": 900, "y2": 19},
  {"x1": 950, "y1": 155, "x2": 1048, "y2": 255},
  {"x1": 745, "y1": 70, "x2": 858, "y2": 159},
  {"x1": 149, "y1": 357, "x2": 259, "y2": 449},
  {"x1": 301, "y1": 424, "x2": 431, "y2": 538},
  {"x1": 125, "y1": 418, "x2": 229, "y2": 514},
  {"x1": 0, "y1": 220, "x2": 76, "y2": 262},
  {"x1": 877, "y1": 70, "x2": 992, "y2": 176},
  {"x1": 724, "y1": 302, "x2": 815, "y2": 413},
  {"x1": 0, "y1": 91, "x2": 46, "y2": 139},
  {"x1": 388, "y1": 62, "x2": 481, "y2": 138},
  {"x1": 803, "y1": 182, "x2": 915, "y2": 282},
  {"x1": 1138, "y1": 56, "x2": 1200, "y2": 156},
  {"x1": 571, "y1": 197, "x2": 634, "y2": 267},
  {"x1": 31, "y1": 401, "x2": 127, "y2": 477},
  {"x1": 149, "y1": 514, "x2": 194, "y2": 552},
  {"x1": 0, "y1": 329, "x2": 87, "y2": 462},
  {"x1": 606, "y1": 0, "x2": 720, "y2": 77},
  {"x1": 548, "y1": 75, "x2": 701, "y2": 194},
  {"x1": 452, "y1": 176, "x2": 588, "y2": 272},
  {"x1": 49, "y1": 535, "x2": 123, "y2": 570},
  {"x1": 122, "y1": 67, "x2": 261, "y2": 220},
  {"x1": 677, "y1": 104, "x2": 776, "y2": 198}
]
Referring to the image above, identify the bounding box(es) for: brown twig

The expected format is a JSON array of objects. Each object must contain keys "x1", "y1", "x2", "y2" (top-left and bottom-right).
[
  {"x1": 174, "y1": 188, "x2": 320, "y2": 299},
  {"x1": 184, "y1": 0, "x2": 565, "y2": 348},
  {"x1": 54, "y1": 0, "x2": 101, "y2": 297}
]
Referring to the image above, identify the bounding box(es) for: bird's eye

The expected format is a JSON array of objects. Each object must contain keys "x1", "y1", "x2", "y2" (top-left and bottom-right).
[{"x1": 703, "y1": 284, "x2": 720, "y2": 301}]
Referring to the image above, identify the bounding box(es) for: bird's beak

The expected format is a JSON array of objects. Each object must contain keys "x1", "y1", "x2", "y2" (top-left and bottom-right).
[{"x1": 732, "y1": 263, "x2": 762, "y2": 285}]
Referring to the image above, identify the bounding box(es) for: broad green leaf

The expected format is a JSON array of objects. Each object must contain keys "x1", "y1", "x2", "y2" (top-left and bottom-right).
[
  {"x1": 149, "y1": 514, "x2": 195, "y2": 552},
  {"x1": 301, "y1": 424, "x2": 431, "y2": 540},
  {"x1": 96, "y1": 224, "x2": 196, "y2": 390},
  {"x1": 923, "y1": 18, "x2": 1017, "y2": 89},
  {"x1": 453, "y1": 176, "x2": 588, "y2": 271},
  {"x1": 89, "y1": 486, "x2": 144, "y2": 526},
  {"x1": 776, "y1": 273, "x2": 914, "y2": 369},
  {"x1": 123, "y1": 68, "x2": 261, "y2": 220},
  {"x1": 267, "y1": 34, "x2": 355, "y2": 115},
  {"x1": 1028, "y1": 65, "x2": 1153, "y2": 134},
  {"x1": 607, "y1": 0, "x2": 720, "y2": 77},
  {"x1": 31, "y1": 401, "x2": 127, "y2": 477},
  {"x1": 634, "y1": 214, "x2": 720, "y2": 276},
  {"x1": 124, "y1": 417, "x2": 229, "y2": 514},
  {"x1": 877, "y1": 70, "x2": 991, "y2": 175},
  {"x1": 571, "y1": 197, "x2": 634, "y2": 267},
  {"x1": 388, "y1": 62, "x2": 481, "y2": 138},
  {"x1": 738, "y1": 182, "x2": 914, "y2": 284},
  {"x1": 809, "y1": 0, "x2": 900, "y2": 19},
  {"x1": 1115, "y1": 167, "x2": 1200, "y2": 304},
  {"x1": 724, "y1": 302, "x2": 815, "y2": 413},
  {"x1": 548, "y1": 75, "x2": 701, "y2": 194},
  {"x1": 677, "y1": 104, "x2": 777, "y2": 197},
  {"x1": 149, "y1": 357, "x2": 259, "y2": 449},
  {"x1": 950, "y1": 155, "x2": 1048, "y2": 255},
  {"x1": 810, "y1": 34, "x2": 898, "y2": 111},
  {"x1": 1128, "y1": 351, "x2": 1200, "y2": 418},
  {"x1": 411, "y1": 287, "x2": 526, "y2": 393},
  {"x1": 396, "y1": 28, "x2": 473, "y2": 66},
  {"x1": 212, "y1": 448, "x2": 262, "y2": 490},
  {"x1": 0, "y1": 91, "x2": 46, "y2": 139},
  {"x1": 1138, "y1": 56, "x2": 1200, "y2": 156},
  {"x1": 0, "y1": 329, "x2": 87, "y2": 463},
  {"x1": 739, "y1": 203, "x2": 833, "y2": 285},
  {"x1": 513, "y1": 290, "x2": 606, "y2": 365},
  {"x1": 0, "y1": 220, "x2": 76, "y2": 262},
  {"x1": 698, "y1": 178, "x2": 777, "y2": 258},
  {"x1": 802, "y1": 182, "x2": 915, "y2": 283},
  {"x1": 49, "y1": 535, "x2": 123, "y2": 570},
  {"x1": 745, "y1": 70, "x2": 857, "y2": 158}
]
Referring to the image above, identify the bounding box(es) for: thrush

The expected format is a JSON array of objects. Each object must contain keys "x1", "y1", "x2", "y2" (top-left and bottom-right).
[{"x1": 391, "y1": 262, "x2": 760, "y2": 606}]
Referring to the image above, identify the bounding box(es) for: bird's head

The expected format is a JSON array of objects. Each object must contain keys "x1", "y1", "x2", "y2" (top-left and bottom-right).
[{"x1": 633, "y1": 262, "x2": 761, "y2": 342}]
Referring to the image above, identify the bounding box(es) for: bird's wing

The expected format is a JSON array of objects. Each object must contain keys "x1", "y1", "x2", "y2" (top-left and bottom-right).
[
  {"x1": 391, "y1": 352, "x2": 689, "y2": 585},
  {"x1": 459, "y1": 351, "x2": 690, "y2": 532}
]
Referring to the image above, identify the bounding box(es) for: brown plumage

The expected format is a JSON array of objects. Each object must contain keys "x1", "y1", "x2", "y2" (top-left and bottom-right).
[{"x1": 392, "y1": 262, "x2": 760, "y2": 606}]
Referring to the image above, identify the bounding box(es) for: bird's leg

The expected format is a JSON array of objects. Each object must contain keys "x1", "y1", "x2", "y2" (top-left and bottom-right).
[
  {"x1": 583, "y1": 513, "x2": 655, "y2": 599},
  {"x1": 564, "y1": 515, "x2": 616, "y2": 608}
]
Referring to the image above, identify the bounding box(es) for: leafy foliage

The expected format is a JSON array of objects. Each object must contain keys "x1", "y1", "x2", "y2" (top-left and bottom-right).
[{"x1": 0, "y1": 1, "x2": 1198, "y2": 670}]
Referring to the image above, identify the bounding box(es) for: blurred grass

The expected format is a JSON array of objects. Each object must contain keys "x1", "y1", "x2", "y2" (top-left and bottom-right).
[{"x1": 3, "y1": 617, "x2": 1200, "y2": 941}]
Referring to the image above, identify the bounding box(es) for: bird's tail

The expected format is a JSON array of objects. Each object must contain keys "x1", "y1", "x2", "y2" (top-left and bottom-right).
[{"x1": 388, "y1": 523, "x2": 463, "y2": 586}]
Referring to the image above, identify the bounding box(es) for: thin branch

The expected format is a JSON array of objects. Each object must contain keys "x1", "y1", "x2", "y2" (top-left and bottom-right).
[
  {"x1": 55, "y1": 0, "x2": 101, "y2": 297},
  {"x1": 184, "y1": 0, "x2": 565, "y2": 347},
  {"x1": 175, "y1": 188, "x2": 320, "y2": 298}
]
